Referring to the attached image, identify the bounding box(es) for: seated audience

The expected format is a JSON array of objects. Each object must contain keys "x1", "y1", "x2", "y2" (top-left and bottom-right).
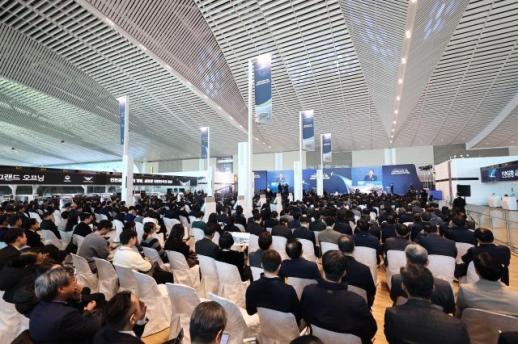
[
  {"x1": 415, "y1": 222, "x2": 457, "y2": 258},
  {"x1": 190, "y1": 301, "x2": 227, "y2": 344},
  {"x1": 249, "y1": 231, "x2": 272, "y2": 268},
  {"x1": 334, "y1": 212, "x2": 353, "y2": 235},
  {"x1": 192, "y1": 211, "x2": 207, "y2": 231},
  {"x1": 164, "y1": 224, "x2": 197, "y2": 267},
  {"x1": 40, "y1": 211, "x2": 61, "y2": 239},
  {"x1": 140, "y1": 222, "x2": 167, "y2": 262},
  {"x1": 247, "y1": 213, "x2": 265, "y2": 236},
  {"x1": 279, "y1": 239, "x2": 321, "y2": 280},
  {"x1": 29, "y1": 267, "x2": 101, "y2": 344},
  {"x1": 0, "y1": 228, "x2": 27, "y2": 269},
  {"x1": 353, "y1": 219, "x2": 381, "y2": 264},
  {"x1": 383, "y1": 224, "x2": 410, "y2": 266},
  {"x1": 338, "y1": 235, "x2": 376, "y2": 307},
  {"x1": 389, "y1": 244, "x2": 455, "y2": 314},
  {"x1": 195, "y1": 223, "x2": 220, "y2": 259},
  {"x1": 457, "y1": 252, "x2": 518, "y2": 316},
  {"x1": 384, "y1": 264, "x2": 469, "y2": 344},
  {"x1": 292, "y1": 215, "x2": 316, "y2": 247},
  {"x1": 25, "y1": 218, "x2": 44, "y2": 248},
  {"x1": 73, "y1": 212, "x2": 94, "y2": 237},
  {"x1": 246, "y1": 250, "x2": 300, "y2": 321},
  {"x1": 309, "y1": 211, "x2": 326, "y2": 232},
  {"x1": 300, "y1": 250, "x2": 377, "y2": 344},
  {"x1": 77, "y1": 220, "x2": 112, "y2": 272},
  {"x1": 223, "y1": 216, "x2": 240, "y2": 232},
  {"x1": 380, "y1": 215, "x2": 397, "y2": 243},
  {"x1": 272, "y1": 218, "x2": 293, "y2": 240},
  {"x1": 444, "y1": 215, "x2": 475, "y2": 245},
  {"x1": 317, "y1": 219, "x2": 342, "y2": 245},
  {"x1": 94, "y1": 291, "x2": 147, "y2": 344},
  {"x1": 217, "y1": 231, "x2": 250, "y2": 281}
]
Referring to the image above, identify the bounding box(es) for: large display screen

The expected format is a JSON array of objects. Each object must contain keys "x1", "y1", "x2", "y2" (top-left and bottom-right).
[{"x1": 480, "y1": 160, "x2": 518, "y2": 183}]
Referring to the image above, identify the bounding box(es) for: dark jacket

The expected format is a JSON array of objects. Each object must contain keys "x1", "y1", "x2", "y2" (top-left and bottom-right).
[
  {"x1": 309, "y1": 219, "x2": 326, "y2": 232},
  {"x1": 245, "y1": 276, "x2": 300, "y2": 321},
  {"x1": 25, "y1": 230, "x2": 44, "y2": 248},
  {"x1": 300, "y1": 280, "x2": 377, "y2": 344},
  {"x1": 247, "y1": 222, "x2": 266, "y2": 236},
  {"x1": 390, "y1": 274, "x2": 455, "y2": 314},
  {"x1": 293, "y1": 227, "x2": 316, "y2": 245},
  {"x1": 445, "y1": 226, "x2": 476, "y2": 245},
  {"x1": 416, "y1": 234, "x2": 457, "y2": 258},
  {"x1": 94, "y1": 324, "x2": 146, "y2": 344},
  {"x1": 460, "y1": 243, "x2": 511, "y2": 285},
  {"x1": 249, "y1": 249, "x2": 265, "y2": 268},
  {"x1": 279, "y1": 258, "x2": 321, "y2": 280},
  {"x1": 0, "y1": 245, "x2": 20, "y2": 270},
  {"x1": 381, "y1": 223, "x2": 397, "y2": 243},
  {"x1": 195, "y1": 238, "x2": 219, "y2": 259},
  {"x1": 73, "y1": 222, "x2": 93, "y2": 237},
  {"x1": 271, "y1": 224, "x2": 293, "y2": 240},
  {"x1": 334, "y1": 221, "x2": 353, "y2": 235},
  {"x1": 217, "y1": 250, "x2": 248, "y2": 281},
  {"x1": 384, "y1": 298, "x2": 469, "y2": 344},
  {"x1": 343, "y1": 255, "x2": 376, "y2": 307},
  {"x1": 40, "y1": 220, "x2": 61, "y2": 239}
]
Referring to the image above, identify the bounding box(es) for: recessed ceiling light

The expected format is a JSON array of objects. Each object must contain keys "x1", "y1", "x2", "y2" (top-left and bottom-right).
[
  {"x1": 393, "y1": 120, "x2": 397, "y2": 124},
  {"x1": 394, "y1": 110, "x2": 398, "y2": 114},
  {"x1": 401, "y1": 57, "x2": 407, "y2": 64},
  {"x1": 390, "y1": 140, "x2": 393, "y2": 144},
  {"x1": 396, "y1": 96, "x2": 401, "y2": 101},
  {"x1": 398, "y1": 78, "x2": 403, "y2": 84},
  {"x1": 391, "y1": 128, "x2": 395, "y2": 132},
  {"x1": 405, "y1": 30, "x2": 412, "y2": 39}
]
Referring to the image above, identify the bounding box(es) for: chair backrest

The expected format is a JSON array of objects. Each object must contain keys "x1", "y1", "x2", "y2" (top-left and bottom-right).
[
  {"x1": 189, "y1": 216, "x2": 197, "y2": 224},
  {"x1": 348, "y1": 285, "x2": 368, "y2": 303},
  {"x1": 403, "y1": 222, "x2": 413, "y2": 227},
  {"x1": 70, "y1": 253, "x2": 93, "y2": 274},
  {"x1": 386, "y1": 250, "x2": 406, "y2": 289},
  {"x1": 113, "y1": 219, "x2": 124, "y2": 232},
  {"x1": 462, "y1": 308, "x2": 518, "y2": 344},
  {"x1": 321, "y1": 241, "x2": 339, "y2": 255},
  {"x1": 41, "y1": 230, "x2": 63, "y2": 249},
  {"x1": 135, "y1": 222, "x2": 144, "y2": 242},
  {"x1": 250, "y1": 266, "x2": 263, "y2": 281},
  {"x1": 179, "y1": 215, "x2": 189, "y2": 227},
  {"x1": 29, "y1": 212, "x2": 42, "y2": 223},
  {"x1": 114, "y1": 264, "x2": 139, "y2": 295},
  {"x1": 235, "y1": 223, "x2": 246, "y2": 233},
  {"x1": 286, "y1": 277, "x2": 317, "y2": 300},
  {"x1": 311, "y1": 324, "x2": 361, "y2": 344},
  {"x1": 215, "y1": 260, "x2": 242, "y2": 284},
  {"x1": 271, "y1": 235, "x2": 288, "y2": 260},
  {"x1": 209, "y1": 293, "x2": 248, "y2": 344},
  {"x1": 141, "y1": 246, "x2": 163, "y2": 265},
  {"x1": 163, "y1": 217, "x2": 177, "y2": 235},
  {"x1": 165, "y1": 283, "x2": 201, "y2": 315},
  {"x1": 257, "y1": 307, "x2": 300, "y2": 343},
  {"x1": 353, "y1": 246, "x2": 378, "y2": 282},
  {"x1": 93, "y1": 258, "x2": 118, "y2": 299},
  {"x1": 198, "y1": 255, "x2": 218, "y2": 278},
  {"x1": 248, "y1": 234, "x2": 259, "y2": 253},
  {"x1": 298, "y1": 238, "x2": 317, "y2": 262},
  {"x1": 133, "y1": 270, "x2": 160, "y2": 298},
  {"x1": 166, "y1": 250, "x2": 190, "y2": 270},
  {"x1": 191, "y1": 227, "x2": 205, "y2": 243},
  {"x1": 456, "y1": 242, "x2": 474, "y2": 264},
  {"x1": 73, "y1": 234, "x2": 84, "y2": 251},
  {"x1": 143, "y1": 217, "x2": 158, "y2": 225},
  {"x1": 427, "y1": 254, "x2": 456, "y2": 284}
]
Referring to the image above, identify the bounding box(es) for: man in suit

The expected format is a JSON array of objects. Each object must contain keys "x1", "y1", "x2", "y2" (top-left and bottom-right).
[
  {"x1": 416, "y1": 222, "x2": 457, "y2": 258},
  {"x1": 246, "y1": 250, "x2": 300, "y2": 322},
  {"x1": 272, "y1": 218, "x2": 293, "y2": 240},
  {"x1": 334, "y1": 212, "x2": 353, "y2": 235},
  {"x1": 457, "y1": 252, "x2": 518, "y2": 316},
  {"x1": 293, "y1": 215, "x2": 316, "y2": 246},
  {"x1": 381, "y1": 215, "x2": 397, "y2": 243},
  {"x1": 353, "y1": 219, "x2": 381, "y2": 264},
  {"x1": 397, "y1": 207, "x2": 413, "y2": 224},
  {"x1": 247, "y1": 213, "x2": 265, "y2": 236},
  {"x1": 0, "y1": 228, "x2": 27, "y2": 269},
  {"x1": 77, "y1": 220, "x2": 113, "y2": 272},
  {"x1": 73, "y1": 212, "x2": 94, "y2": 238},
  {"x1": 444, "y1": 215, "x2": 475, "y2": 245},
  {"x1": 195, "y1": 223, "x2": 220, "y2": 259},
  {"x1": 30, "y1": 267, "x2": 101, "y2": 344},
  {"x1": 309, "y1": 211, "x2": 326, "y2": 232},
  {"x1": 279, "y1": 239, "x2": 321, "y2": 280},
  {"x1": 94, "y1": 291, "x2": 147, "y2": 344},
  {"x1": 249, "y1": 231, "x2": 272, "y2": 268},
  {"x1": 452, "y1": 193, "x2": 466, "y2": 213},
  {"x1": 338, "y1": 235, "x2": 376, "y2": 307},
  {"x1": 40, "y1": 211, "x2": 61, "y2": 239},
  {"x1": 458, "y1": 228, "x2": 511, "y2": 285},
  {"x1": 25, "y1": 218, "x2": 44, "y2": 248},
  {"x1": 389, "y1": 244, "x2": 455, "y2": 314},
  {"x1": 300, "y1": 251, "x2": 377, "y2": 344},
  {"x1": 384, "y1": 264, "x2": 469, "y2": 344},
  {"x1": 288, "y1": 212, "x2": 301, "y2": 229},
  {"x1": 384, "y1": 224, "x2": 410, "y2": 266}
]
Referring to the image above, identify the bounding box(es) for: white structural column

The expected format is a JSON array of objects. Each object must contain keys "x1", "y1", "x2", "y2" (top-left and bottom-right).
[
  {"x1": 119, "y1": 96, "x2": 134, "y2": 206},
  {"x1": 246, "y1": 59, "x2": 254, "y2": 216},
  {"x1": 317, "y1": 134, "x2": 324, "y2": 196},
  {"x1": 294, "y1": 112, "x2": 303, "y2": 200},
  {"x1": 237, "y1": 142, "x2": 249, "y2": 197},
  {"x1": 384, "y1": 148, "x2": 397, "y2": 165},
  {"x1": 274, "y1": 152, "x2": 283, "y2": 170}
]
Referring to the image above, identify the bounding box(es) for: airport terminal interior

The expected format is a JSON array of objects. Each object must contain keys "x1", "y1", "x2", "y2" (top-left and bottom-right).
[{"x1": 1, "y1": 0, "x2": 518, "y2": 343}]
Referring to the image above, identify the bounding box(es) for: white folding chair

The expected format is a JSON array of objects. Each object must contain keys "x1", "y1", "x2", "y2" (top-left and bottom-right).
[
  {"x1": 166, "y1": 250, "x2": 201, "y2": 290},
  {"x1": 165, "y1": 283, "x2": 201, "y2": 342},
  {"x1": 198, "y1": 255, "x2": 219, "y2": 297},
  {"x1": 54, "y1": 210, "x2": 65, "y2": 230},
  {"x1": 271, "y1": 236, "x2": 288, "y2": 260},
  {"x1": 163, "y1": 217, "x2": 178, "y2": 236},
  {"x1": 99, "y1": 214, "x2": 109, "y2": 221},
  {"x1": 29, "y1": 212, "x2": 42, "y2": 223},
  {"x1": 455, "y1": 242, "x2": 474, "y2": 264},
  {"x1": 251, "y1": 266, "x2": 263, "y2": 281},
  {"x1": 209, "y1": 293, "x2": 259, "y2": 344},
  {"x1": 298, "y1": 238, "x2": 317, "y2": 262},
  {"x1": 70, "y1": 253, "x2": 98, "y2": 292},
  {"x1": 94, "y1": 213, "x2": 103, "y2": 223},
  {"x1": 114, "y1": 264, "x2": 139, "y2": 295},
  {"x1": 135, "y1": 222, "x2": 144, "y2": 242},
  {"x1": 41, "y1": 229, "x2": 65, "y2": 250},
  {"x1": 461, "y1": 308, "x2": 518, "y2": 344},
  {"x1": 179, "y1": 215, "x2": 189, "y2": 227},
  {"x1": 0, "y1": 291, "x2": 29, "y2": 344},
  {"x1": 249, "y1": 234, "x2": 260, "y2": 253},
  {"x1": 257, "y1": 307, "x2": 302, "y2": 344},
  {"x1": 320, "y1": 242, "x2": 339, "y2": 255},
  {"x1": 353, "y1": 246, "x2": 378, "y2": 283},
  {"x1": 403, "y1": 222, "x2": 413, "y2": 227},
  {"x1": 133, "y1": 271, "x2": 172, "y2": 337},
  {"x1": 93, "y1": 258, "x2": 118, "y2": 300},
  {"x1": 235, "y1": 223, "x2": 246, "y2": 232},
  {"x1": 214, "y1": 260, "x2": 249, "y2": 308},
  {"x1": 348, "y1": 285, "x2": 368, "y2": 303},
  {"x1": 73, "y1": 234, "x2": 85, "y2": 251},
  {"x1": 459, "y1": 261, "x2": 479, "y2": 284},
  {"x1": 427, "y1": 254, "x2": 456, "y2": 284},
  {"x1": 311, "y1": 325, "x2": 361, "y2": 344},
  {"x1": 189, "y1": 216, "x2": 197, "y2": 224},
  {"x1": 142, "y1": 247, "x2": 170, "y2": 271},
  {"x1": 143, "y1": 217, "x2": 159, "y2": 226},
  {"x1": 286, "y1": 277, "x2": 318, "y2": 300},
  {"x1": 385, "y1": 250, "x2": 406, "y2": 290},
  {"x1": 192, "y1": 227, "x2": 205, "y2": 243}
]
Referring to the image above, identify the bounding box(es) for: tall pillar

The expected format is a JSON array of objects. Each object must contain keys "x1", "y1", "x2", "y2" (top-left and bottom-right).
[
  {"x1": 274, "y1": 152, "x2": 283, "y2": 170},
  {"x1": 293, "y1": 160, "x2": 302, "y2": 201},
  {"x1": 119, "y1": 96, "x2": 134, "y2": 206}
]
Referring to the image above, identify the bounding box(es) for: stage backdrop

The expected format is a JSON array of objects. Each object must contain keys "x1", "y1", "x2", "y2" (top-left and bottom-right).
[
  {"x1": 382, "y1": 164, "x2": 422, "y2": 195},
  {"x1": 254, "y1": 171, "x2": 267, "y2": 192},
  {"x1": 266, "y1": 170, "x2": 294, "y2": 193}
]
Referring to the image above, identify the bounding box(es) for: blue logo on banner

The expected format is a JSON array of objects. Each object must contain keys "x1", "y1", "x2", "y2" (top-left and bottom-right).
[
  {"x1": 322, "y1": 134, "x2": 332, "y2": 163},
  {"x1": 201, "y1": 129, "x2": 209, "y2": 159},
  {"x1": 254, "y1": 55, "x2": 272, "y2": 124},
  {"x1": 118, "y1": 97, "x2": 126, "y2": 145},
  {"x1": 302, "y1": 111, "x2": 315, "y2": 151}
]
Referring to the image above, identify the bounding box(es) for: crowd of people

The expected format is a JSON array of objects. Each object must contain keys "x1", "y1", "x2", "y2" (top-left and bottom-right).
[{"x1": 0, "y1": 189, "x2": 516, "y2": 344}]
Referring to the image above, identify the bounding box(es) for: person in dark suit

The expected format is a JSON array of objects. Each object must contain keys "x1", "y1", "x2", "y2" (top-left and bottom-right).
[
  {"x1": 300, "y1": 251, "x2": 377, "y2": 344},
  {"x1": 246, "y1": 213, "x2": 265, "y2": 236},
  {"x1": 288, "y1": 212, "x2": 301, "y2": 230},
  {"x1": 0, "y1": 228, "x2": 26, "y2": 270},
  {"x1": 397, "y1": 207, "x2": 414, "y2": 224},
  {"x1": 353, "y1": 219, "x2": 381, "y2": 264},
  {"x1": 380, "y1": 215, "x2": 397, "y2": 243},
  {"x1": 223, "y1": 216, "x2": 240, "y2": 232},
  {"x1": 457, "y1": 228, "x2": 511, "y2": 285},
  {"x1": 216, "y1": 232, "x2": 250, "y2": 281},
  {"x1": 249, "y1": 231, "x2": 272, "y2": 268},
  {"x1": 384, "y1": 264, "x2": 469, "y2": 344},
  {"x1": 309, "y1": 211, "x2": 326, "y2": 232},
  {"x1": 24, "y1": 218, "x2": 44, "y2": 248},
  {"x1": 338, "y1": 235, "x2": 376, "y2": 307},
  {"x1": 444, "y1": 215, "x2": 475, "y2": 245},
  {"x1": 73, "y1": 212, "x2": 94, "y2": 238},
  {"x1": 272, "y1": 218, "x2": 293, "y2": 240},
  {"x1": 363, "y1": 170, "x2": 377, "y2": 182},
  {"x1": 40, "y1": 212, "x2": 61, "y2": 239},
  {"x1": 94, "y1": 291, "x2": 147, "y2": 344},
  {"x1": 415, "y1": 222, "x2": 457, "y2": 258},
  {"x1": 410, "y1": 214, "x2": 424, "y2": 241},
  {"x1": 383, "y1": 224, "x2": 410, "y2": 266},
  {"x1": 190, "y1": 301, "x2": 227, "y2": 344},
  {"x1": 246, "y1": 250, "x2": 300, "y2": 322},
  {"x1": 389, "y1": 244, "x2": 455, "y2": 314},
  {"x1": 195, "y1": 223, "x2": 220, "y2": 259},
  {"x1": 452, "y1": 193, "x2": 466, "y2": 213},
  {"x1": 29, "y1": 267, "x2": 101, "y2": 344},
  {"x1": 279, "y1": 239, "x2": 321, "y2": 280},
  {"x1": 264, "y1": 211, "x2": 279, "y2": 229},
  {"x1": 293, "y1": 216, "x2": 317, "y2": 253}
]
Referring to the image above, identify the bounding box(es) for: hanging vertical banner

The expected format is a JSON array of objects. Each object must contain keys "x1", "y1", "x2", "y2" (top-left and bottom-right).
[
  {"x1": 253, "y1": 54, "x2": 272, "y2": 123},
  {"x1": 117, "y1": 96, "x2": 127, "y2": 145},
  {"x1": 301, "y1": 110, "x2": 315, "y2": 151},
  {"x1": 201, "y1": 127, "x2": 209, "y2": 159},
  {"x1": 322, "y1": 133, "x2": 332, "y2": 163}
]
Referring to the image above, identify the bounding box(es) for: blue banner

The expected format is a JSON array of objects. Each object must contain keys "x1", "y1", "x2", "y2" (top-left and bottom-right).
[
  {"x1": 201, "y1": 128, "x2": 209, "y2": 159},
  {"x1": 324, "y1": 168, "x2": 352, "y2": 194},
  {"x1": 254, "y1": 170, "x2": 267, "y2": 191},
  {"x1": 254, "y1": 55, "x2": 272, "y2": 124},
  {"x1": 381, "y1": 164, "x2": 422, "y2": 195},
  {"x1": 303, "y1": 169, "x2": 317, "y2": 192},
  {"x1": 266, "y1": 170, "x2": 294, "y2": 193},
  {"x1": 322, "y1": 134, "x2": 332, "y2": 163},
  {"x1": 118, "y1": 97, "x2": 126, "y2": 145},
  {"x1": 301, "y1": 110, "x2": 315, "y2": 151}
]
